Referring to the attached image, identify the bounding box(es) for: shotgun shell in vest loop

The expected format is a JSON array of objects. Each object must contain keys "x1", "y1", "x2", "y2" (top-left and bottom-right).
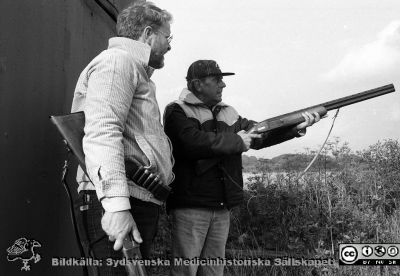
[
  {"x1": 132, "y1": 166, "x2": 145, "y2": 182},
  {"x1": 136, "y1": 169, "x2": 149, "y2": 184},
  {"x1": 142, "y1": 173, "x2": 155, "y2": 188},
  {"x1": 147, "y1": 176, "x2": 160, "y2": 192}
]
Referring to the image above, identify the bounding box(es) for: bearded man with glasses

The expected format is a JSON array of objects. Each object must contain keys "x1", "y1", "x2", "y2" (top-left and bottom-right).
[{"x1": 70, "y1": 1, "x2": 174, "y2": 274}]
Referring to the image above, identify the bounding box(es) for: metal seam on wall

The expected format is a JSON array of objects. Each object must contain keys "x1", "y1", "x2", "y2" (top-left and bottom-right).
[{"x1": 93, "y1": 0, "x2": 118, "y2": 22}]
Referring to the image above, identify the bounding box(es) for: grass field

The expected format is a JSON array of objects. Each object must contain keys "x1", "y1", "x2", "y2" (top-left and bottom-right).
[{"x1": 150, "y1": 138, "x2": 400, "y2": 276}]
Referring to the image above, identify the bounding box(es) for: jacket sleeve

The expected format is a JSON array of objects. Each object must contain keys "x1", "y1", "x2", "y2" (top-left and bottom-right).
[
  {"x1": 164, "y1": 103, "x2": 247, "y2": 160},
  {"x1": 82, "y1": 53, "x2": 136, "y2": 210}
]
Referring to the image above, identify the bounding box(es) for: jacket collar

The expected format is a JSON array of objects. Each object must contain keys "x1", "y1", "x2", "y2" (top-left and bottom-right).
[
  {"x1": 108, "y1": 37, "x2": 154, "y2": 77},
  {"x1": 178, "y1": 88, "x2": 228, "y2": 109}
]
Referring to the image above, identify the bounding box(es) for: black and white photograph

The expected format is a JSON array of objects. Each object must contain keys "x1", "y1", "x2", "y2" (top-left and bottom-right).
[{"x1": 1, "y1": 0, "x2": 400, "y2": 275}]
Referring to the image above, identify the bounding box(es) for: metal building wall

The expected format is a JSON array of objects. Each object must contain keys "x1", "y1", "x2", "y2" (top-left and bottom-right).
[{"x1": 0, "y1": 0, "x2": 131, "y2": 274}]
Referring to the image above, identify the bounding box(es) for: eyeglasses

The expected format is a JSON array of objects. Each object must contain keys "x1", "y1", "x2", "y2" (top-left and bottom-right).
[{"x1": 155, "y1": 29, "x2": 173, "y2": 43}]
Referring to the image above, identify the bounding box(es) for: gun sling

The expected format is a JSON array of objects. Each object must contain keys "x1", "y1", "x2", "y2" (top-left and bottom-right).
[{"x1": 50, "y1": 112, "x2": 171, "y2": 202}]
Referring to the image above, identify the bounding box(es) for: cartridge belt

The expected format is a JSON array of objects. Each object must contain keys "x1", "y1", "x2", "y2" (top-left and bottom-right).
[{"x1": 124, "y1": 159, "x2": 171, "y2": 202}]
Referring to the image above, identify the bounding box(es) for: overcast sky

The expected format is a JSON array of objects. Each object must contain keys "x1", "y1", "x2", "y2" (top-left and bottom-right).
[{"x1": 149, "y1": 0, "x2": 400, "y2": 158}]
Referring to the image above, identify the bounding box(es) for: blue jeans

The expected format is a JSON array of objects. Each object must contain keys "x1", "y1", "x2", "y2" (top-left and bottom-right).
[
  {"x1": 170, "y1": 208, "x2": 230, "y2": 276},
  {"x1": 74, "y1": 190, "x2": 160, "y2": 276}
]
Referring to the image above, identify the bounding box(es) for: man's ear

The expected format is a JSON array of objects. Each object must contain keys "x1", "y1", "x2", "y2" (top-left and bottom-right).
[
  {"x1": 140, "y1": 26, "x2": 154, "y2": 44},
  {"x1": 193, "y1": 80, "x2": 202, "y2": 92}
]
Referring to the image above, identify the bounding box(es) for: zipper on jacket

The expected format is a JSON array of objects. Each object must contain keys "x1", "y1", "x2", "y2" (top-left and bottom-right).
[{"x1": 211, "y1": 106, "x2": 222, "y2": 133}]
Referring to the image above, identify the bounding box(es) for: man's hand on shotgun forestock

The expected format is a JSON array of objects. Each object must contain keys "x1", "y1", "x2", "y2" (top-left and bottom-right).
[{"x1": 296, "y1": 111, "x2": 322, "y2": 136}]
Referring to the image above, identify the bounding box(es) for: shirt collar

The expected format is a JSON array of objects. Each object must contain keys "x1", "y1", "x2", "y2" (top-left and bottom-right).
[
  {"x1": 178, "y1": 88, "x2": 228, "y2": 108},
  {"x1": 108, "y1": 37, "x2": 154, "y2": 77}
]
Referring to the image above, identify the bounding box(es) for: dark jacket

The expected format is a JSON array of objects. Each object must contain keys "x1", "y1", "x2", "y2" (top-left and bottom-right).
[{"x1": 164, "y1": 89, "x2": 300, "y2": 210}]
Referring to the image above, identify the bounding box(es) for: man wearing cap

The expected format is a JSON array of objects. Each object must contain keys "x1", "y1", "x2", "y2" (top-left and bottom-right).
[{"x1": 164, "y1": 60, "x2": 320, "y2": 276}]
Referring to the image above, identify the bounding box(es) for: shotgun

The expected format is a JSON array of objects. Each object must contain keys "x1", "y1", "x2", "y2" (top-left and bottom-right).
[
  {"x1": 50, "y1": 113, "x2": 149, "y2": 276},
  {"x1": 196, "y1": 84, "x2": 396, "y2": 175}
]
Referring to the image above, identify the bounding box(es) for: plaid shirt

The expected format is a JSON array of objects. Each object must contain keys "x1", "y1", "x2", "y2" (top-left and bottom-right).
[{"x1": 71, "y1": 37, "x2": 174, "y2": 212}]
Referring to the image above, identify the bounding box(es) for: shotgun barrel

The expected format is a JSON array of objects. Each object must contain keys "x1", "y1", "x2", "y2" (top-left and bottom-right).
[
  {"x1": 196, "y1": 84, "x2": 396, "y2": 175},
  {"x1": 50, "y1": 113, "x2": 149, "y2": 275},
  {"x1": 122, "y1": 235, "x2": 148, "y2": 276},
  {"x1": 248, "y1": 84, "x2": 395, "y2": 134},
  {"x1": 322, "y1": 84, "x2": 395, "y2": 111}
]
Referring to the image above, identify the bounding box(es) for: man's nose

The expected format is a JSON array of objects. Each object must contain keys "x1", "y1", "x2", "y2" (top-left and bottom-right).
[
  {"x1": 219, "y1": 81, "x2": 226, "y2": 88},
  {"x1": 167, "y1": 44, "x2": 171, "y2": 51}
]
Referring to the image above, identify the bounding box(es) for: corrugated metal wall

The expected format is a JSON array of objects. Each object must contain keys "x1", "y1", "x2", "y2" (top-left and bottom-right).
[{"x1": 0, "y1": 1, "x2": 131, "y2": 275}]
